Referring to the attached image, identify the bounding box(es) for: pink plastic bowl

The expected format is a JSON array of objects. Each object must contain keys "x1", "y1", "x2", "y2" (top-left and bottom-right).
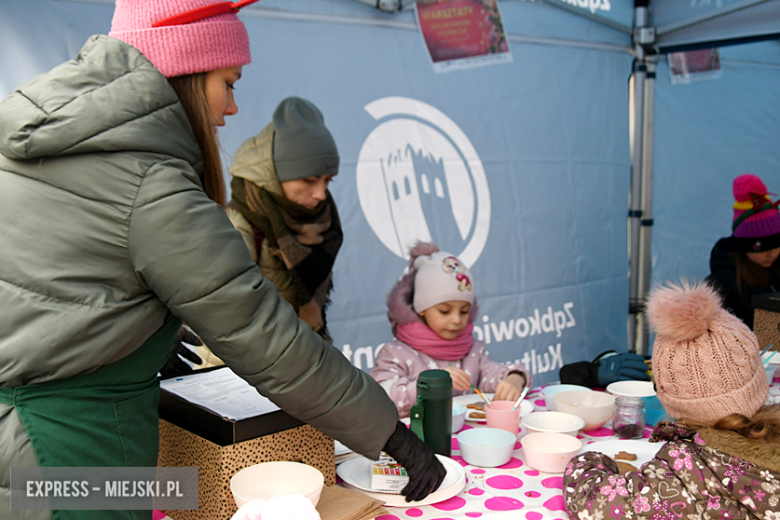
[{"x1": 522, "y1": 432, "x2": 582, "y2": 473}]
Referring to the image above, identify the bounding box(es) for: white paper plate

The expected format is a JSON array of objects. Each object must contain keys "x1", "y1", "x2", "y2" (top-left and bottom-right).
[
  {"x1": 606, "y1": 381, "x2": 656, "y2": 398},
  {"x1": 336, "y1": 454, "x2": 465, "y2": 507},
  {"x1": 453, "y1": 394, "x2": 533, "y2": 423},
  {"x1": 334, "y1": 440, "x2": 352, "y2": 457},
  {"x1": 579, "y1": 439, "x2": 664, "y2": 472}
]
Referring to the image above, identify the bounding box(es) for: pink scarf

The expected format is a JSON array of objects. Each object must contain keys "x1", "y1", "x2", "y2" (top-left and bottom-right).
[{"x1": 395, "y1": 322, "x2": 474, "y2": 361}]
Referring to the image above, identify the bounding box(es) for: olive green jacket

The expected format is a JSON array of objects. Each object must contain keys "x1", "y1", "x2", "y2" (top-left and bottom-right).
[
  {"x1": 227, "y1": 123, "x2": 297, "y2": 307},
  {"x1": 0, "y1": 35, "x2": 396, "y2": 487},
  {"x1": 198, "y1": 123, "x2": 335, "y2": 368}
]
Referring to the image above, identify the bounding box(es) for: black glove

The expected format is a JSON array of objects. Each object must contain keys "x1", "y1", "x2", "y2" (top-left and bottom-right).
[
  {"x1": 159, "y1": 327, "x2": 203, "y2": 379},
  {"x1": 382, "y1": 421, "x2": 447, "y2": 502},
  {"x1": 597, "y1": 352, "x2": 650, "y2": 386}
]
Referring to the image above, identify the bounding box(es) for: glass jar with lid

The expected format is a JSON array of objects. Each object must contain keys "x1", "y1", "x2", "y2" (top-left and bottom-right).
[{"x1": 613, "y1": 396, "x2": 645, "y2": 439}]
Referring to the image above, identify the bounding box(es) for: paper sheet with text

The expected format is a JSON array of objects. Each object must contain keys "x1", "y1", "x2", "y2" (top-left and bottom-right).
[{"x1": 160, "y1": 367, "x2": 280, "y2": 421}]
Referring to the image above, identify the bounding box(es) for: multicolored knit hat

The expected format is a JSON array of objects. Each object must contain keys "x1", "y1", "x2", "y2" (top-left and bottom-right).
[
  {"x1": 646, "y1": 281, "x2": 768, "y2": 426},
  {"x1": 109, "y1": 0, "x2": 257, "y2": 78},
  {"x1": 412, "y1": 248, "x2": 475, "y2": 313},
  {"x1": 730, "y1": 174, "x2": 780, "y2": 252}
]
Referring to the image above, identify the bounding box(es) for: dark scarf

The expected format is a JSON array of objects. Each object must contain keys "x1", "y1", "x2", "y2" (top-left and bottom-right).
[{"x1": 231, "y1": 177, "x2": 343, "y2": 336}]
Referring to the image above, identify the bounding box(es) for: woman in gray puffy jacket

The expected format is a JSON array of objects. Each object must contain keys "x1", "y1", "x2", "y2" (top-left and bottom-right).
[{"x1": 0, "y1": 1, "x2": 443, "y2": 518}]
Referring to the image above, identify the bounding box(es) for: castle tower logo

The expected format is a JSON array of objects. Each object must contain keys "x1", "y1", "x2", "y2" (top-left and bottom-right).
[{"x1": 356, "y1": 97, "x2": 491, "y2": 267}]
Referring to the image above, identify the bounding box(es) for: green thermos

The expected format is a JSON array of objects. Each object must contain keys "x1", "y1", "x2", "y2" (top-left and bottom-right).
[{"x1": 410, "y1": 369, "x2": 452, "y2": 457}]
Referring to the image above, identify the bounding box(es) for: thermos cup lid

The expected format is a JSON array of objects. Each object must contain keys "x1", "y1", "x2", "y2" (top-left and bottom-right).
[{"x1": 417, "y1": 369, "x2": 452, "y2": 400}]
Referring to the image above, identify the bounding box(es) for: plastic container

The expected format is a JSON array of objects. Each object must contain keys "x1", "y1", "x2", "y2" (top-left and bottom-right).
[
  {"x1": 643, "y1": 395, "x2": 668, "y2": 426},
  {"x1": 457, "y1": 427, "x2": 516, "y2": 468},
  {"x1": 522, "y1": 432, "x2": 582, "y2": 473},
  {"x1": 765, "y1": 363, "x2": 777, "y2": 384},
  {"x1": 553, "y1": 390, "x2": 616, "y2": 432},
  {"x1": 521, "y1": 411, "x2": 585, "y2": 436},
  {"x1": 542, "y1": 384, "x2": 590, "y2": 411},
  {"x1": 230, "y1": 461, "x2": 324, "y2": 509},
  {"x1": 451, "y1": 403, "x2": 467, "y2": 434},
  {"x1": 613, "y1": 396, "x2": 645, "y2": 439},
  {"x1": 412, "y1": 369, "x2": 452, "y2": 457},
  {"x1": 485, "y1": 400, "x2": 521, "y2": 435}
]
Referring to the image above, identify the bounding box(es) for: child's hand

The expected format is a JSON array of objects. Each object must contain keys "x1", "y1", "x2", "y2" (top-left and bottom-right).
[
  {"x1": 494, "y1": 373, "x2": 526, "y2": 402},
  {"x1": 445, "y1": 366, "x2": 471, "y2": 392}
]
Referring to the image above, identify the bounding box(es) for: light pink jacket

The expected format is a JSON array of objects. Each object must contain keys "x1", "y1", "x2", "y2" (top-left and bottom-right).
[{"x1": 371, "y1": 339, "x2": 531, "y2": 417}]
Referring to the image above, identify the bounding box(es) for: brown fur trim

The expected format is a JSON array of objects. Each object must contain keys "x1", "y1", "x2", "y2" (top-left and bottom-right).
[{"x1": 698, "y1": 427, "x2": 780, "y2": 472}]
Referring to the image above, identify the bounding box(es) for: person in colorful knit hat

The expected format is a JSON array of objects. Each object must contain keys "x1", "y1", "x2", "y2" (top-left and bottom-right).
[
  {"x1": 707, "y1": 173, "x2": 780, "y2": 328},
  {"x1": 564, "y1": 281, "x2": 780, "y2": 519}
]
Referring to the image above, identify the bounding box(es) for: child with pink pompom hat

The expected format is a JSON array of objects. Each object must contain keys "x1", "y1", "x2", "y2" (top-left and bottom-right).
[
  {"x1": 707, "y1": 173, "x2": 780, "y2": 329},
  {"x1": 563, "y1": 283, "x2": 780, "y2": 519},
  {"x1": 563, "y1": 280, "x2": 780, "y2": 519}
]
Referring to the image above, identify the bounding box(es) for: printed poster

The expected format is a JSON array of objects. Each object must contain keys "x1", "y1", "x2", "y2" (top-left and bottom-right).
[
  {"x1": 669, "y1": 48, "x2": 722, "y2": 85},
  {"x1": 416, "y1": 0, "x2": 512, "y2": 73}
]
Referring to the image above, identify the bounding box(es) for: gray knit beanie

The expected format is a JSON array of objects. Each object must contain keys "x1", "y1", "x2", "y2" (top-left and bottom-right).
[{"x1": 272, "y1": 97, "x2": 339, "y2": 182}]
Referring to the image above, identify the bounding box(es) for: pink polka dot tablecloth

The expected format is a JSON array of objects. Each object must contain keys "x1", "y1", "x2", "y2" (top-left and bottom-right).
[
  {"x1": 369, "y1": 388, "x2": 617, "y2": 520},
  {"x1": 156, "y1": 378, "x2": 780, "y2": 520},
  {"x1": 369, "y1": 377, "x2": 780, "y2": 520}
]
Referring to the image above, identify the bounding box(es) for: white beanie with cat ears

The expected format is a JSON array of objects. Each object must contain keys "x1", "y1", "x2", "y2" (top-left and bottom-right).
[{"x1": 412, "y1": 251, "x2": 475, "y2": 313}]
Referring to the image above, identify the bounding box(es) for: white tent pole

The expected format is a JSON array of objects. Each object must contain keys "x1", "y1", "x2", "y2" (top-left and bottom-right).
[
  {"x1": 655, "y1": 0, "x2": 771, "y2": 37},
  {"x1": 628, "y1": 1, "x2": 654, "y2": 353},
  {"x1": 635, "y1": 56, "x2": 656, "y2": 356},
  {"x1": 628, "y1": 57, "x2": 645, "y2": 353}
]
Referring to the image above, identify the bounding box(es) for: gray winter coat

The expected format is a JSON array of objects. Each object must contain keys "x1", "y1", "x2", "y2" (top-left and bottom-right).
[{"x1": 0, "y1": 34, "x2": 396, "y2": 483}]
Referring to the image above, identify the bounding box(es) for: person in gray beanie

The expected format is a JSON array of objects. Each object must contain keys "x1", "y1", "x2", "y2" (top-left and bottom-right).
[{"x1": 196, "y1": 96, "x2": 343, "y2": 368}]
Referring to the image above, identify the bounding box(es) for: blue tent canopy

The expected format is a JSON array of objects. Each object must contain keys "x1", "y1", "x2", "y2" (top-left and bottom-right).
[{"x1": 0, "y1": 0, "x2": 778, "y2": 384}]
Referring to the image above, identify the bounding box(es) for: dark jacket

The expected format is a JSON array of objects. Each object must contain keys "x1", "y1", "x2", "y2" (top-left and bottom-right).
[{"x1": 706, "y1": 237, "x2": 780, "y2": 329}]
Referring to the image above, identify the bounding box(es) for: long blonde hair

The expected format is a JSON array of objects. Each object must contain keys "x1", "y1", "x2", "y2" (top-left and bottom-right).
[
  {"x1": 682, "y1": 404, "x2": 780, "y2": 443},
  {"x1": 167, "y1": 73, "x2": 226, "y2": 207}
]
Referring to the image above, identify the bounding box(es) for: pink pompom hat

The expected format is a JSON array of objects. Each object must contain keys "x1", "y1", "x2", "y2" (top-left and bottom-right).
[
  {"x1": 646, "y1": 280, "x2": 768, "y2": 426},
  {"x1": 730, "y1": 174, "x2": 780, "y2": 252},
  {"x1": 109, "y1": 0, "x2": 259, "y2": 78}
]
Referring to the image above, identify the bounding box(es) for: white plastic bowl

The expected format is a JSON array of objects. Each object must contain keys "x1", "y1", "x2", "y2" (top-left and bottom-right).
[
  {"x1": 230, "y1": 461, "x2": 324, "y2": 509},
  {"x1": 522, "y1": 432, "x2": 582, "y2": 473},
  {"x1": 457, "y1": 427, "x2": 516, "y2": 468},
  {"x1": 606, "y1": 380, "x2": 656, "y2": 398},
  {"x1": 542, "y1": 384, "x2": 590, "y2": 411},
  {"x1": 554, "y1": 390, "x2": 616, "y2": 432},
  {"x1": 521, "y1": 411, "x2": 585, "y2": 437},
  {"x1": 452, "y1": 403, "x2": 467, "y2": 434}
]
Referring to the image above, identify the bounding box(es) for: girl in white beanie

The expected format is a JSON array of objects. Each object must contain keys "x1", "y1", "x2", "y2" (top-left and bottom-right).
[{"x1": 370, "y1": 242, "x2": 532, "y2": 417}]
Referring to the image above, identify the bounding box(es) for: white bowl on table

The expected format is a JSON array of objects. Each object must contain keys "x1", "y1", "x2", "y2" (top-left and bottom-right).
[
  {"x1": 554, "y1": 390, "x2": 616, "y2": 432},
  {"x1": 457, "y1": 427, "x2": 517, "y2": 468},
  {"x1": 521, "y1": 411, "x2": 585, "y2": 437},
  {"x1": 452, "y1": 402, "x2": 467, "y2": 433},
  {"x1": 230, "y1": 461, "x2": 324, "y2": 509},
  {"x1": 542, "y1": 384, "x2": 590, "y2": 411},
  {"x1": 606, "y1": 380, "x2": 656, "y2": 398},
  {"x1": 522, "y1": 432, "x2": 582, "y2": 473}
]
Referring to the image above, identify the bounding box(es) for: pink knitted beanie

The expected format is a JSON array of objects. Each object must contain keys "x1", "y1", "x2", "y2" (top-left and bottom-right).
[
  {"x1": 109, "y1": 0, "x2": 252, "y2": 78},
  {"x1": 412, "y1": 245, "x2": 475, "y2": 313},
  {"x1": 646, "y1": 281, "x2": 768, "y2": 426},
  {"x1": 731, "y1": 174, "x2": 780, "y2": 252}
]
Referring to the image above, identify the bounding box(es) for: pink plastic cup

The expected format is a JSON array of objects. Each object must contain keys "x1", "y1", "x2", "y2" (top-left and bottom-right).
[{"x1": 485, "y1": 400, "x2": 521, "y2": 435}]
